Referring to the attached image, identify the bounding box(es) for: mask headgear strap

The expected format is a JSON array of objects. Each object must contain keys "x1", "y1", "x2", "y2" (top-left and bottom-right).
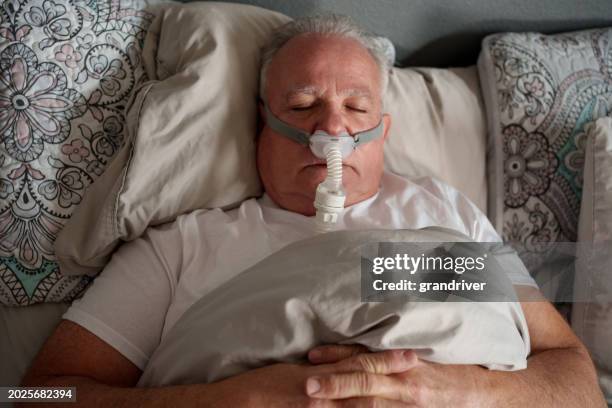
[{"x1": 264, "y1": 105, "x2": 384, "y2": 147}]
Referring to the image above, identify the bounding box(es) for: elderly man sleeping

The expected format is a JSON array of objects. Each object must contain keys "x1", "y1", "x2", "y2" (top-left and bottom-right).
[{"x1": 22, "y1": 15, "x2": 604, "y2": 408}]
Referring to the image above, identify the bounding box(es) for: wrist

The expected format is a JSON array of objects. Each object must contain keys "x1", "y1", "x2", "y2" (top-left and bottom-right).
[
  {"x1": 458, "y1": 365, "x2": 494, "y2": 408},
  {"x1": 196, "y1": 376, "x2": 253, "y2": 407},
  {"x1": 184, "y1": 381, "x2": 236, "y2": 407}
]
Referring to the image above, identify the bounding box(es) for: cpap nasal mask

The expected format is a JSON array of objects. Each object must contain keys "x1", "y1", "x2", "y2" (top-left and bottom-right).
[{"x1": 265, "y1": 106, "x2": 384, "y2": 233}]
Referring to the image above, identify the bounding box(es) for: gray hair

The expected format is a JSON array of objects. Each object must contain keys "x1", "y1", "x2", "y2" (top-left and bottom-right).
[{"x1": 259, "y1": 14, "x2": 394, "y2": 104}]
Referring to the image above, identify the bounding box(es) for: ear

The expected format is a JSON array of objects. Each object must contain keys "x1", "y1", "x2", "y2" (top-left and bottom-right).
[{"x1": 381, "y1": 113, "x2": 391, "y2": 141}]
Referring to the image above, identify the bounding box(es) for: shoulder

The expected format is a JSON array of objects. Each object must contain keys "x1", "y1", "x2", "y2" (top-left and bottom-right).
[
  {"x1": 377, "y1": 171, "x2": 465, "y2": 212},
  {"x1": 379, "y1": 171, "x2": 455, "y2": 202},
  {"x1": 143, "y1": 198, "x2": 262, "y2": 241}
]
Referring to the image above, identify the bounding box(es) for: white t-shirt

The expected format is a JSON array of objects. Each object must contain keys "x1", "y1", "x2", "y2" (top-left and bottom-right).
[{"x1": 64, "y1": 172, "x2": 536, "y2": 370}]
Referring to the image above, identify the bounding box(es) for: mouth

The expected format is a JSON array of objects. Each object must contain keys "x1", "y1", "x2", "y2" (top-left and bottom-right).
[
  {"x1": 304, "y1": 159, "x2": 328, "y2": 167},
  {"x1": 303, "y1": 161, "x2": 349, "y2": 168},
  {"x1": 301, "y1": 162, "x2": 355, "y2": 175}
]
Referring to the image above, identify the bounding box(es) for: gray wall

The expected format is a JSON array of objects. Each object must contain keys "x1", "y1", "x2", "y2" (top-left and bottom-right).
[{"x1": 185, "y1": 0, "x2": 612, "y2": 66}]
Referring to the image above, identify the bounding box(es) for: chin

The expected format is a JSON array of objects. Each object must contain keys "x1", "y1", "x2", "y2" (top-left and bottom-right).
[
  {"x1": 284, "y1": 195, "x2": 317, "y2": 216},
  {"x1": 288, "y1": 166, "x2": 370, "y2": 209},
  {"x1": 298, "y1": 167, "x2": 328, "y2": 190},
  {"x1": 302, "y1": 164, "x2": 357, "y2": 183}
]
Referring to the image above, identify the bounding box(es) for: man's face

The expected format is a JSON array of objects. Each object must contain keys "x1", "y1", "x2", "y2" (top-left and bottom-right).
[{"x1": 257, "y1": 33, "x2": 391, "y2": 216}]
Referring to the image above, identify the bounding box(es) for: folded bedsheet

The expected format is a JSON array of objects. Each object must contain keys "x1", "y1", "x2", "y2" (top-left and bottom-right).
[{"x1": 138, "y1": 227, "x2": 530, "y2": 386}]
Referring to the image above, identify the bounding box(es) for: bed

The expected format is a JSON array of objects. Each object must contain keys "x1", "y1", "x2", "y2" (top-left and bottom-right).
[{"x1": 1, "y1": 0, "x2": 611, "y2": 403}]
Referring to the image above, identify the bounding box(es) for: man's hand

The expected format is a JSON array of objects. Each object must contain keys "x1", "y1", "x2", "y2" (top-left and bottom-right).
[
  {"x1": 214, "y1": 349, "x2": 419, "y2": 407},
  {"x1": 306, "y1": 345, "x2": 479, "y2": 407},
  {"x1": 305, "y1": 292, "x2": 607, "y2": 408}
]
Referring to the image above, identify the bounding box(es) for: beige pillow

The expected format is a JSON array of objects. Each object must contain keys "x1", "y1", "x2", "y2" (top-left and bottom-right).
[
  {"x1": 55, "y1": 3, "x2": 488, "y2": 277},
  {"x1": 55, "y1": 3, "x2": 290, "y2": 275},
  {"x1": 384, "y1": 66, "x2": 487, "y2": 211},
  {"x1": 572, "y1": 117, "x2": 612, "y2": 402}
]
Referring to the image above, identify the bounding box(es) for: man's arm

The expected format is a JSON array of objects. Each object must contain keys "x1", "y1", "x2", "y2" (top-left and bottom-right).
[
  {"x1": 19, "y1": 320, "x2": 223, "y2": 408},
  {"x1": 21, "y1": 320, "x2": 420, "y2": 407},
  {"x1": 476, "y1": 290, "x2": 605, "y2": 407},
  {"x1": 306, "y1": 287, "x2": 606, "y2": 407}
]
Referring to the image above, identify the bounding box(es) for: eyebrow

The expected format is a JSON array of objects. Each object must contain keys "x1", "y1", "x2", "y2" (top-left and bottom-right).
[
  {"x1": 340, "y1": 88, "x2": 373, "y2": 98},
  {"x1": 285, "y1": 86, "x2": 318, "y2": 102},
  {"x1": 284, "y1": 86, "x2": 373, "y2": 101}
]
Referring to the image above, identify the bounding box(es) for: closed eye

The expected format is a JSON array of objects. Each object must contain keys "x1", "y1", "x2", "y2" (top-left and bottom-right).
[
  {"x1": 291, "y1": 106, "x2": 312, "y2": 111},
  {"x1": 347, "y1": 106, "x2": 368, "y2": 113}
]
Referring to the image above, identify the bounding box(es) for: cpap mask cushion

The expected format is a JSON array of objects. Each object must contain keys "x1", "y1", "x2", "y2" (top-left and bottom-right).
[
  {"x1": 310, "y1": 132, "x2": 354, "y2": 159},
  {"x1": 264, "y1": 106, "x2": 384, "y2": 159}
]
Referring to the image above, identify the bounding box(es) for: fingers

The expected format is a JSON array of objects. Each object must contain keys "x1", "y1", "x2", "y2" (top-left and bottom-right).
[
  {"x1": 338, "y1": 398, "x2": 410, "y2": 408},
  {"x1": 333, "y1": 350, "x2": 418, "y2": 375},
  {"x1": 309, "y1": 344, "x2": 370, "y2": 364},
  {"x1": 306, "y1": 350, "x2": 418, "y2": 404},
  {"x1": 309, "y1": 397, "x2": 411, "y2": 407},
  {"x1": 306, "y1": 372, "x2": 413, "y2": 403}
]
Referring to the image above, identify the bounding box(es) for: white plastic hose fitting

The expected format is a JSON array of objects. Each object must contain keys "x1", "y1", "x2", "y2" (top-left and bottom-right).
[{"x1": 314, "y1": 142, "x2": 346, "y2": 233}]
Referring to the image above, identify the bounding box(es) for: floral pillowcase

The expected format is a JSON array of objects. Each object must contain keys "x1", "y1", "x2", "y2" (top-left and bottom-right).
[
  {"x1": 478, "y1": 28, "x2": 612, "y2": 310},
  {"x1": 0, "y1": 0, "x2": 164, "y2": 305}
]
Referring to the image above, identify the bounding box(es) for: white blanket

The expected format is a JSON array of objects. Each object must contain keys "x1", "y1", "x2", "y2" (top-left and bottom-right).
[{"x1": 138, "y1": 228, "x2": 530, "y2": 386}]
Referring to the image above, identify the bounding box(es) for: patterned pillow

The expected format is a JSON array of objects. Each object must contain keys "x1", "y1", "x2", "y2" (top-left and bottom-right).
[
  {"x1": 0, "y1": 0, "x2": 165, "y2": 305},
  {"x1": 479, "y1": 28, "x2": 612, "y2": 248}
]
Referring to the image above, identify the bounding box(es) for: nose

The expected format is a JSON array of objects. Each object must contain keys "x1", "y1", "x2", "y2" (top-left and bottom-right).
[{"x1": 314, "y1": 105, "x2": 348, "y2": 136}]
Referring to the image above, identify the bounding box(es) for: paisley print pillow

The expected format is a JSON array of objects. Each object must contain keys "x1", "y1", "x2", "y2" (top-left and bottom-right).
[
  {"x1": 479, "y1": 29, "x2": 612, "y2": 246},
  {"x1": 0, "y1": 0, "x2": 164, "y2": 305}
]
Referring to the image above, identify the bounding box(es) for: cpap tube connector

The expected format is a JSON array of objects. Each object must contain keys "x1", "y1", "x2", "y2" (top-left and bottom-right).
[{"x1": 309, "y1": 132, "x2": 354, "y2": 233}]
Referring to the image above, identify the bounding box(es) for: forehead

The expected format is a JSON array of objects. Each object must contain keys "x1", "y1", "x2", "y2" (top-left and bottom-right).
[{"x1": 265, "y1": 34, "x2": 381, "y2": 103}]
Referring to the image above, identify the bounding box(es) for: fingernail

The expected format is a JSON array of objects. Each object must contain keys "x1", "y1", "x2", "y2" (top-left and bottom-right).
[{"x1": 306, "y1": 377, "x2": 321, "y2": 395}]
